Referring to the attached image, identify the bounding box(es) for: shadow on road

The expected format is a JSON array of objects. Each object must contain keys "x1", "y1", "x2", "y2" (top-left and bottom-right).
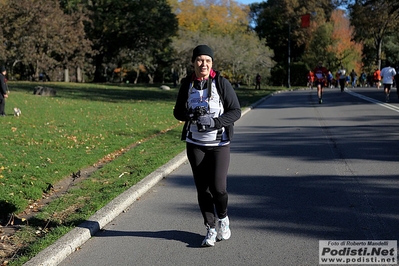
[{"x1": 93, "y1": 229, "x2": 203, "y2": 248}]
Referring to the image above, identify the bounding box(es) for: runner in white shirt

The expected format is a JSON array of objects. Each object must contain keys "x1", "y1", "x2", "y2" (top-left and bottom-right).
[{"x1": 380, "y1": 61, "x2": 396, "y2": 102}]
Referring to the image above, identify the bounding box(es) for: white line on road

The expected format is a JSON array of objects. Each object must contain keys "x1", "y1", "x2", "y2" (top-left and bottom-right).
[{"x1": 345, "y1": 88, "x2": 399, "y2": 113}]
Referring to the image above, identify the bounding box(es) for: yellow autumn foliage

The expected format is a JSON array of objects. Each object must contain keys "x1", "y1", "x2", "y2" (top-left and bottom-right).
[{"x1": 168, "y1": 0, "x2": 250, "y2": 35}]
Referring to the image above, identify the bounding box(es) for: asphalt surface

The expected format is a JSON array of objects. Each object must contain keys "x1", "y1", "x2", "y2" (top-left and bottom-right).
[{"x1": 25, "y1": 87, "x2": 399, "y2": 266}]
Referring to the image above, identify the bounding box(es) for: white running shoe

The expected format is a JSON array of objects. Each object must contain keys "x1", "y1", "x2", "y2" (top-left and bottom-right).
[
  {"x1": 217, "y1": 216, "x2": 231, "y2": 240},
  {"x1": 201, "y1": 227, "x2": 217, "y2": 247}
]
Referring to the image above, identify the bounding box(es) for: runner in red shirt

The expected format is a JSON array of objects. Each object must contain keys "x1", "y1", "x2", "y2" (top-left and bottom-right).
[
  {"x1": 313, "y1": 61, "x2": 329, "y2": 104},
  {"x1": 373, "y1": 68, "x2": 381, "y2": 89}
]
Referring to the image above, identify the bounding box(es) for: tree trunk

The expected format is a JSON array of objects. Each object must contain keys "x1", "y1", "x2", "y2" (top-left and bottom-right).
[
  {"x1": 94, "y1": 54, "x2": 106, "y2": 82},
  {"x1": 148, "y1": 73, "x2": 154, "y2": 84},
  {"x1": 376, "y1": 37, "x2": 382, "y2": 70},
  {"x1": 64, "y1": 68, "x2": 70, "y2": 82},
  {"x1": 134, "y1": 69, "x2": 139, "y2": 84},
  {"x1": 34, "y1": 60, "x2": 40, "y2": 81},
  {"x1": 177, "y1": 66, "x2": 186, "y2": 85},
  {"x1": 77, "y1": 67, "x2": 83, "y2": 83}
]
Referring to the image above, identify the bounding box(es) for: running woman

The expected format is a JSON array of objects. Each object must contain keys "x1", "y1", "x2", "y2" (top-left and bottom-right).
[
  {"x1": 313, "y1": 61, "x2": 329, "y2": 104},
  {"x1": 173, "y1": 45, "x2": 241, "y2": 247}
]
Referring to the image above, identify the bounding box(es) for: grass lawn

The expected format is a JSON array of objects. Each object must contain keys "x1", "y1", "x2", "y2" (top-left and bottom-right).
[{"x1": 0, "y1": 81, "x2": 287, "y2": 265}]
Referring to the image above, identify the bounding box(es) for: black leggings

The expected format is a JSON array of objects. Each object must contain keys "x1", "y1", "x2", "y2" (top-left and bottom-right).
[
  {"x1": 186, "y1": 142, "x2": 230, "y2": 228},
  {"x1": 339, "y1": 78, "x2": 346, "y2": 91},
  {"x1": 0, "y1": 97, "x2": 5, "y2": 115}
]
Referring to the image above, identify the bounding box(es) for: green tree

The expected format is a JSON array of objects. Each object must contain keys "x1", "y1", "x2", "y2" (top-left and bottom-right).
[
  {"x1": 0, "y1": 0, "x2": 91, "y2": 81},
  {"x1": 349, "y1": 0, "x2": 399, "y2": 69},
  {"x1": 303, "y1": 24, "x2": 335, "y2": 67},
  {"x1": 381, "y1": 34, "x2": 399, "y2": 67},
  {"x1": 80, "y1": 0, "x2": 178, "y2": 82},
  {"x1": 302, "y1": 10, "x2": 362, "y2": 83},
  {"x1": 250, "y1": 0, "x2": 338, "y2": 86}
]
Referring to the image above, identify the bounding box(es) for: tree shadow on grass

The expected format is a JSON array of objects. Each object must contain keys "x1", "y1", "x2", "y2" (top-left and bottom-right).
[
  {"x1": 10, "y1": 82, "x2": 178, "y2": 103},
  {"x1": 0, "y1": 201, "x2": 17, "y2": 224}
]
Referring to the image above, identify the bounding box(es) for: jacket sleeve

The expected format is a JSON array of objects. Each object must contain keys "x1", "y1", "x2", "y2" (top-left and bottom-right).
[
  {"x1": 213, "y1": 76, "x2": 241, "y2": 129},
  {"x1": 173, "y1": 78, "x2": 190, "y2": 122},
  {"x1": 0, "y1": 76, "x2": 7, "y2": 95}
]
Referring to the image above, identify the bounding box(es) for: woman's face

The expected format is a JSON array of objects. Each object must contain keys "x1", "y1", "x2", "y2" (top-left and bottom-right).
[{"x1": 193, "y1": 55, "x2": 212, "y2": 79}]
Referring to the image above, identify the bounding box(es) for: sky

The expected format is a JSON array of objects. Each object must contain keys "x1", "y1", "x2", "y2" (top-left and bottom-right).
[{"x1": 236, "y1": 0, "x2": 259, "y2": 5}]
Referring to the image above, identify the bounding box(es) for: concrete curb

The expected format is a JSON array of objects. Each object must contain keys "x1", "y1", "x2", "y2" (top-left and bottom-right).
[{"x1": 23, "y1": 91, "x2": 276, "y2": 266}]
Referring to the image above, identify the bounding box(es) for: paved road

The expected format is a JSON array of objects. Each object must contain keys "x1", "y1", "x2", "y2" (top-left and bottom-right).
[{"x1": 44, "y1": 87, "x2": 399, "y2": 265}]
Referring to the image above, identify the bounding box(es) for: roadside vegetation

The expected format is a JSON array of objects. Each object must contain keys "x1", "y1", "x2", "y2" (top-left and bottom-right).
[{"x1": 0, "y1": 81, "x2": 285, "y2": 265}]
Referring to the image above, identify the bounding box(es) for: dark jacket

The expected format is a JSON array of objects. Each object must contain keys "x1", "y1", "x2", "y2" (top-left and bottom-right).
[
  {"x1": 0, "y1": 73, "x2": 7, "y2": 99},
  {"x1": 173, "y1": 71, "x2": 241, "y2": 141}
]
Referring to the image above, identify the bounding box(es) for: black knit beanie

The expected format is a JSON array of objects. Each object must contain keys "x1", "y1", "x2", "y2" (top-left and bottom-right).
[
  {"x1": 191, "y1": 45, "x2": 214, "y2": 62},
  {"x1": 0, "y1": 66, "x2": 6, "y2": 72}
]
